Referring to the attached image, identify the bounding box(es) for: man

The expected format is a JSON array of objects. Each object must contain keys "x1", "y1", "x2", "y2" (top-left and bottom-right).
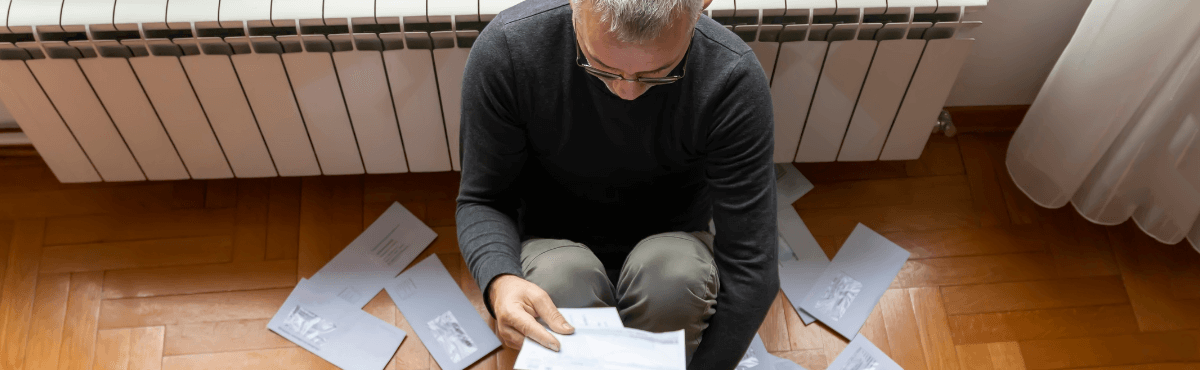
[{"x1": 456, "y1": 0, "x2": 778, "y2": 368}]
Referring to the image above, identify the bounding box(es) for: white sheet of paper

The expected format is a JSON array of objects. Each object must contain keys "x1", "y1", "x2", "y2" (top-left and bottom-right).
[
  {"x1": 310, "y1": 202, "x2": 437, "y2": 308},
  {"x1": 557, "y1": 307, "x2": 623, "y2": 328},
  {"x1": 778, "y1": 234, "x2": 798, "y2": 263},
  {"x1": 267, "y1": 279, "x2": 407, "y2": 370},
  {"x1": 514, "y1": 328, "x2": 686, "y2": 370},
  {"x1": 799, "y1": 224, "x2": 910, "y2": 339},
  {"x1": 777, "y1": 206, "x2": 830, "y2": 325},
  {"x1": 776, "y1": 163, "x2": 814, "y2": 209},
  {"x1": 826, "y1": 336, "x2": 902, "y2": 370},
  {"x1": 386, "y1": 255, "x2": 501, "y2": 370},
  {"x1": 737, "y1": 334, "x2": 809, "y2": 370}
]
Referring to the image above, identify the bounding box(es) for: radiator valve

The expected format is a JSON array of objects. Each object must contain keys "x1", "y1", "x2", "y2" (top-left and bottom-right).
[{"x1": 933, "y1": 110, "x2": 957, "y2": 137}]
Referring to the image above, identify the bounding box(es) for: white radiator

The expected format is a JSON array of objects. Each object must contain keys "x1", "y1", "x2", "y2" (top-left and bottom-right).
[{"x1": 0, "y1": 0, "x2": 984, "y2": 183}]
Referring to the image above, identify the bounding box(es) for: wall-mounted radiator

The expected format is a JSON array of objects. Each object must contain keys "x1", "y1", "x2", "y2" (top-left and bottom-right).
[{"x1": 0, "y1": 0, "x2": 984, "y2": 183}]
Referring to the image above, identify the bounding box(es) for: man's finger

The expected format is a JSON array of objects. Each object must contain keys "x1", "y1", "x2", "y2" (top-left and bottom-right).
[
  {"x1": 531, "y1": 293, "x2": 574, "y2": 335},
  {"x1": 514, "y1": 314, "x2": 561, "y2": 352},
  {"x1": 498, "y1": 323, "x2": 524, "y2": 350}
]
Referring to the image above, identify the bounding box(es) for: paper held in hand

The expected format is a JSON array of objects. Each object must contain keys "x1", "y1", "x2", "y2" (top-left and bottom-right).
[
  {"x1": 514, "y1": 327, "x2": 686, "y2": 370},
  {"x1": 514, "y1": 307, "x2": 685, "y2": 370}
]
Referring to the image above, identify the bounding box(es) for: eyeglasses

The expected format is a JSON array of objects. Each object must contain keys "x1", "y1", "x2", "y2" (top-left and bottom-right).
[{"x1": 574, "y1": 25, "x2": 693, "y2": 86}]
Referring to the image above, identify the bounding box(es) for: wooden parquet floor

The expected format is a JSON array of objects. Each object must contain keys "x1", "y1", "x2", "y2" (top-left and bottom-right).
[{"x1": 1, "y1": 132, "x2": 1199, "y2": 370}]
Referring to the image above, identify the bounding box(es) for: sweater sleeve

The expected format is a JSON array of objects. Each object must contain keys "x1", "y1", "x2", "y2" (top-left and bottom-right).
[
  {"x1": 456, "y1": 19, "x2": 527, "y2": 315},
  {"x1": 690, "y1": 52, "x2": 780, "y2": 370}
]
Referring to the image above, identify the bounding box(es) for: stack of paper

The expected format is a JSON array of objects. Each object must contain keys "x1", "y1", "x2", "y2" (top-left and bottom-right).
[
  {"x1": 266, "y1": 202, "x2": 500, "y2": 370},
  {"x1": 773, "y1": 166, "x2": 908, "y2": 369}
]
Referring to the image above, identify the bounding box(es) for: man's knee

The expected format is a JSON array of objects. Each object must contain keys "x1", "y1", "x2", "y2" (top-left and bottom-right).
[
  {"x1": 619, "y1": 232, "x2": 718, "y2": 317},
  {"x1": 521, "y1": 240, "x2": 613, "y2": 308}
]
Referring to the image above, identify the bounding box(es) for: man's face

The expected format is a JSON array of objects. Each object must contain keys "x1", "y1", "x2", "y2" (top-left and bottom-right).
[{"x1": 574, "y1": 5, "x2": 696, "y2": 100}]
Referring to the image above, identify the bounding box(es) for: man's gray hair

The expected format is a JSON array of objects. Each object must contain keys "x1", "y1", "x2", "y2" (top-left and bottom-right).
[{"x1": 573, "y1": 0, "x2": 705, "y2": 44}]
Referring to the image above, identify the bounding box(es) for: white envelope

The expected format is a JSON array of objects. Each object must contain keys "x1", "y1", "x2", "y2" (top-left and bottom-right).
[
  {"x1": 737, "y1": 334, "x2": 809, "y2": 370},
  {"x1": 799, "y1": 224, "x2": 910, "y2": 339},
  {"x1": 267, "y1": 279, "x2": 407, "y2": 370},
  {"x1": 386, "y1": 255, "x2": 501, "y2": 370},
  {"x1": 514, "y1": 328, "x2": 686, "y2": 370},
  {"x1": 777, "y1": 206, "x2": 830, "y2": 325},
  {"x1": 776, "y1": 163, "x2": 814, "y2": 209},
  {"x1": 826, "y1": 336, "x2": 903, "y2": 370},
  {"x1": 310, "y1": 202, "x2": 437, "y2": 308}
]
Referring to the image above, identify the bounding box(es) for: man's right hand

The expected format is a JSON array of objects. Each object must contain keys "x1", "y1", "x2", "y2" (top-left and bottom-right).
[{"x1": 489, "y1": 274, "x2": 575, "y2": 351}]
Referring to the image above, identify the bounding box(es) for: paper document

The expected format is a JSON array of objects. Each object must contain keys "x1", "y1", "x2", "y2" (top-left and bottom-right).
[
  {"x1": 826, "y1": 336, "x2": 902, "y2": 370},
  {"x1": 776, "y1": 163, "x2": 813, "y2": 209},
  {"x1": 799, "y1": 224, "x2": 910, "y2": 339},
  {"x1": 310, "y1": 202, "x2": 437, "y2": 308},
  {"x1": 556, "y1": 307, "x2": 623, "y2": 328},
  {"x1": 267, "y1": 279, "x2": 407, "y2": 370},
  {"x1": 778, "y1": 235, "x2": 797, "y2": 263},
  {"x1": 777, "y1": 206, "x2": 830, "y2": 325},
  {"x1": 387, "y1": 255, "x2": 500, "y2": 370},
  {"x1": 514, "y1": 328, "x2": 686, "y2": 370},
  {"x1": 737, "y1": 334, "x2": 808, "y2": 370}
]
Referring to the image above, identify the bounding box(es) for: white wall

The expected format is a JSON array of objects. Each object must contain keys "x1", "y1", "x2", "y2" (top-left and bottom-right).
[{"x1": 946, "y1": 0, "x2": 1092, "y2": 107}]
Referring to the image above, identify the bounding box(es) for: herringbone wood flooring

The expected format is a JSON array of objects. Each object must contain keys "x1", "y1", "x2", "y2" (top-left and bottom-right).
[{"x1": 1, "y1": 133, "x2": 1198, "y2": 370}]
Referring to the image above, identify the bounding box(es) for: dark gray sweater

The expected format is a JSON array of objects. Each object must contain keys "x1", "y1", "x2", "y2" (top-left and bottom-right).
[{"x1": 455, "y1": 0, "x2": 779, "y2": 368}]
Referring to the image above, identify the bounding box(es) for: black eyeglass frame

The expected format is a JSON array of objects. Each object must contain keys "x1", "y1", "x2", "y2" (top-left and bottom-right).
[{"x1": 573, "y1": 22, "x2": 694, "y2": 86}]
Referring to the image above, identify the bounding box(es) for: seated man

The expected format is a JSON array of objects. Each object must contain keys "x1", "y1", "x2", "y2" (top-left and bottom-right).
[{"x1": 456, "y1": 0, "x2": 778, "y2": 368}]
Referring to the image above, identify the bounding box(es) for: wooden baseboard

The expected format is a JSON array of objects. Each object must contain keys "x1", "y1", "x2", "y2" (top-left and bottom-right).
[
  {"x1": 0, "y1": 145, "x2": 38, "y2": 157},
  {"x1": 946, "y1": 105, "x2": 1030, "y2": 133}
]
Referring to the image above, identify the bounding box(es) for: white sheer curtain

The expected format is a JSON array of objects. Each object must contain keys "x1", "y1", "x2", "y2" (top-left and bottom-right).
[{"x1": 1006, "y1": 0, "x2": 1200, "y2": 252}]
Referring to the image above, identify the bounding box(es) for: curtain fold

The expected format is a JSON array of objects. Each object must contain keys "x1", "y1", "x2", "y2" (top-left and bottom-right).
[{"x1": 1006, "y1": 0, "x2": 1200, "y2": 252}]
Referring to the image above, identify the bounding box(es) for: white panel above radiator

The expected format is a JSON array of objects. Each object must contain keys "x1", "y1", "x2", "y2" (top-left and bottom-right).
[
  {"x1": 6, "y1": 0, "x2": 63, "y2": 29},
  {"x1": 61, "y1": 0, "x2": 116, "y2": 28},
  {"x1": 167, "y1": 0, "x2": 220, "y2": 25},
  {"x1": 113, "y1": 0, "x2": 169, "y2": 26}
]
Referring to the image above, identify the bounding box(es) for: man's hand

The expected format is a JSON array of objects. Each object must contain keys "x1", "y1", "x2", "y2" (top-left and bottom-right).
[{"x1": 489, "y1": 274, "x2": 575, "y2": 351}]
